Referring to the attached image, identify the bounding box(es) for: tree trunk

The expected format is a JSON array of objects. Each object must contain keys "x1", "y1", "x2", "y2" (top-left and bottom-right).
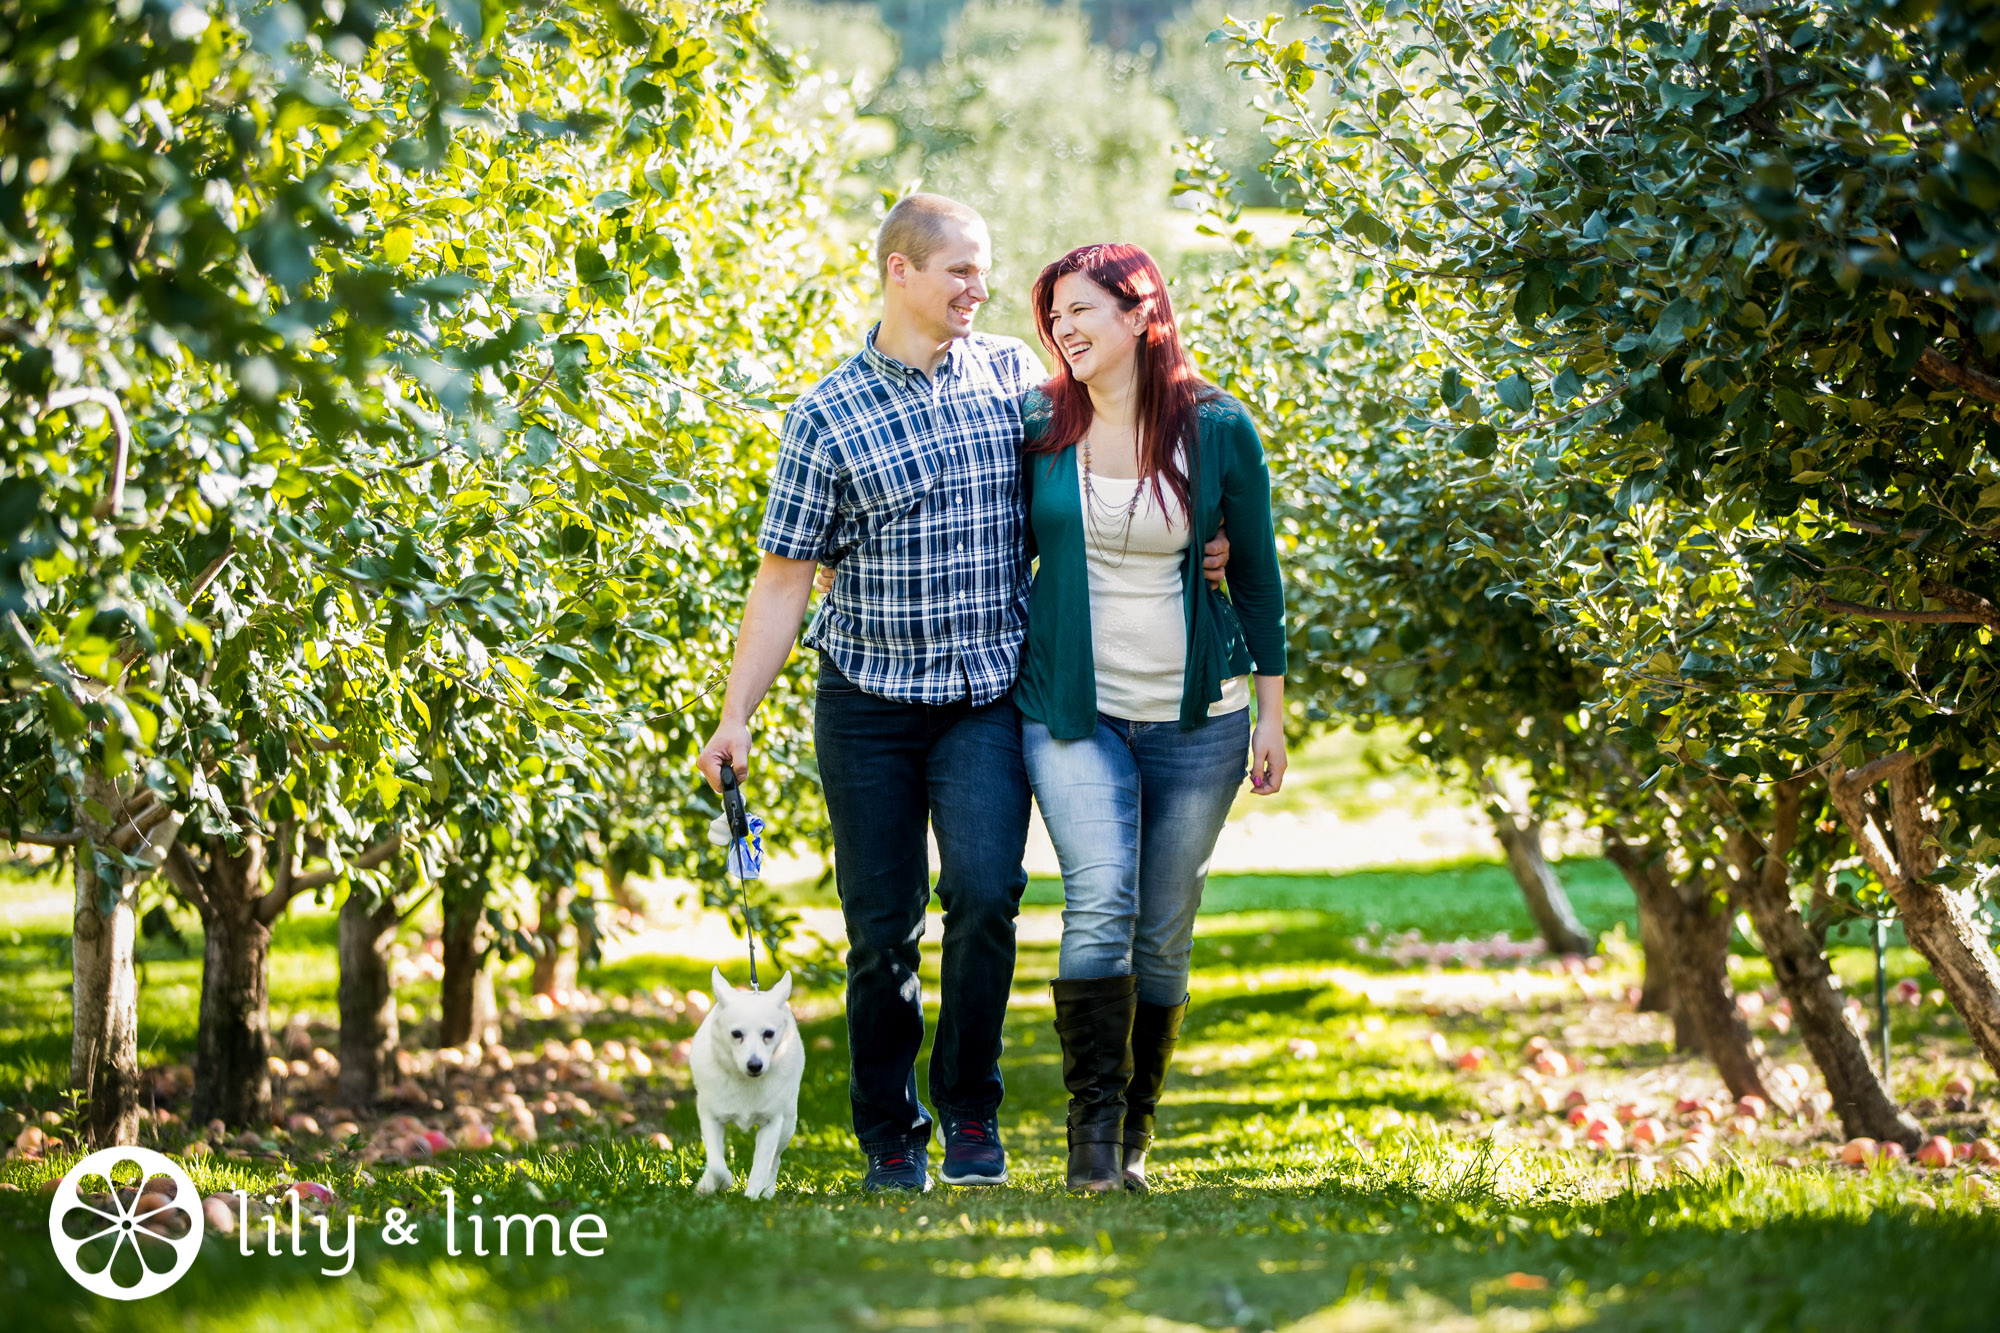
[
  {"x1": 1602, "y1": 832, "x2": 1786, "y2": 1108},
  {"x1": 1633, "y1": 890, "x2": 1674, "y2": 1015},
  {"x1": 71, "y1": 833, "x2": 140, "y2": 1147},
  {"x1": 1604, "y1": 833, "x2": 1698, "y2": 1052},
  {"x1": 439, "y1": 899, "x2": 489, "y2": 1047},
  {"x1": 606, "y1": 865, "x2": 645, "y2": 918},
  {"x1": 1725, "y1": 782, "x2": 1921, "y2": 1148},
  {"x1": 1832, "y1": 756, "x2": 2000, "y2": 1078},
  {"x1": 337, "y1": 888, "x2": 400, "y2": 1107},
  {"x1": 531, "y1": 884, "x2": 574, "y2": 1000},
  {"x1": 1489, "y1": 811, "x2": 1594, "y2": 955},
  {"x1": 190, "y1": 869, "x2": 274, "y2": 1128}
]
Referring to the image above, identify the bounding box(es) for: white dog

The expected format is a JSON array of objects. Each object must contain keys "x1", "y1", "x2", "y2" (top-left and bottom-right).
[{"x1": 690, "y1": 967, "x2": 804, "y2": 1199}]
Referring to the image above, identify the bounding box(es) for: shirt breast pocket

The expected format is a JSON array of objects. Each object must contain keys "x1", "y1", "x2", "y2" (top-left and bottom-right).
[{"x1": 843, "y1": 439, "x2": 943, "y2": 529}]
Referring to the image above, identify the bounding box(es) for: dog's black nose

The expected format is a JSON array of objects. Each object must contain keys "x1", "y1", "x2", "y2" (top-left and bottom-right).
[{"x1": 746, "y1": 1059, "x2": 764, "y2": 1076}]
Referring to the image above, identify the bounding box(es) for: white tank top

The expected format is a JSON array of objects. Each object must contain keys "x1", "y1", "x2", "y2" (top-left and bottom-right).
[{"x1": 1077, "y1": 467, "x2": 1251, "y2": 722}]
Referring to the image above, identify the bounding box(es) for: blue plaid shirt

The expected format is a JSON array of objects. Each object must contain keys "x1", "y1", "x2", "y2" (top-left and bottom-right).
[{"x1": 758, "y1": 326, "x2": 1042, "y2": 705}]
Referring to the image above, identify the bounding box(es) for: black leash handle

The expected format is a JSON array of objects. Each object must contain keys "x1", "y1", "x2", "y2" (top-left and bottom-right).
[{"x1": 717, "y1": 766, "x2": 760, "y2": 990}]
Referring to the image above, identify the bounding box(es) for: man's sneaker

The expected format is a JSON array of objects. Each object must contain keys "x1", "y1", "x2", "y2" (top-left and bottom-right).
[
  {"x1": 940, "y1": 1114, "x2": 1008, "y2": 1186},
  {"x1": 860, "y1": 1145, "x2": 932, "y2": 1192}
]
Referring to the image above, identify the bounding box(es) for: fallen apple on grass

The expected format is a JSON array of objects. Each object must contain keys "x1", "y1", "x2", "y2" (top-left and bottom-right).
[
  {"x1": 1583, "y1": 1118, "x2": 1623, "y2": 1151},
  {"x1": 1916, "y1": 1136, "x2": 1955, "y2": 1169}
]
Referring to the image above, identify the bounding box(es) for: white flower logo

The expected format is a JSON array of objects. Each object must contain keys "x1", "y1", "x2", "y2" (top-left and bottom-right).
[{"x1": 48, "y1": 1146, "x2": 204, "y2": 1300}]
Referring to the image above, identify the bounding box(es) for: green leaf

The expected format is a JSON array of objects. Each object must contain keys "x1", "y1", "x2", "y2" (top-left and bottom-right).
[
  {"x1": 1648, "y1": 297, "x2": 1698, "y2": 354},
  {"x1": 1496, "y1": 373, "x2": 1533, "y2": 413}
]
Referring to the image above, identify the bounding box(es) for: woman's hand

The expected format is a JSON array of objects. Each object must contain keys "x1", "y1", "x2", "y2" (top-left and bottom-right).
[{"x1": 1248, "y1": 675, "x2": 1287, "y2": 795}]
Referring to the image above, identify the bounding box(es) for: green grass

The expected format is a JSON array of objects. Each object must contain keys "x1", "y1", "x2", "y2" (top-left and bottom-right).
[{"x1": 3, "y1": 865, "x2": 1996, "y2": 1331}]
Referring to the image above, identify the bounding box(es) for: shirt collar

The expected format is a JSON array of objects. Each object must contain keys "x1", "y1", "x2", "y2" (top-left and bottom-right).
[{"x1": 862, "y1": 322, "x2": 966, "y2": 384}]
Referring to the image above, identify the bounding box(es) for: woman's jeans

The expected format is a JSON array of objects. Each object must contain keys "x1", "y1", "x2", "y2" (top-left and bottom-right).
[
  {"x1": 1023, "y1": 708, "x2": 1249, "y2": 1006},
  {"x1": 814, "y1": 660, "x2": 1031, "y2": 1154}
]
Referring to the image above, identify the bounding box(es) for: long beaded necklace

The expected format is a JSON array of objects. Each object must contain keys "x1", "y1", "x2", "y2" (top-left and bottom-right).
[{"x1": 1080, "y1": 427, "x2": 1145, "y2": 564}]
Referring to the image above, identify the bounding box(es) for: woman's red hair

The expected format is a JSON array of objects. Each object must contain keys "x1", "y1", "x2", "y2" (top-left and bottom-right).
[{"x1": 1027, "y1": 242, "x2": 1215, "y2": 519}]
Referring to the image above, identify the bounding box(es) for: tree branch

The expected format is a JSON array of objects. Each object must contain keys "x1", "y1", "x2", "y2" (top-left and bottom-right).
[
  {"x1": 1916, "y1": 348, "x2": 2000, "y2": 415},
  {"x1": 1831, "y1": 745, "x2": 1938, "y2": 798},
  {"x1": 1815, "y1": 587, "x2": 1996, "y2": 627},
  {"x1": 3, "y1": 829, "x2": 85, "y2": 846},
  {"x1": 188, "y1": 544, "x2": 237, "y2": 604},
  {"x1": 161, "y1": 844, "x2": 210, "y2": 915},
  {"x1": 281, "y1": 832, "x2": 406, "y2": 905},
  {"x1": 1764, "y1": 776, "x2": 1806, "y2": 899},
  {"x1": 44, "y1": 387, "x2": 133, "y2": 520},
  {"x1": 1886, "y1": 761, "x2": 1941, "y2": 883}
]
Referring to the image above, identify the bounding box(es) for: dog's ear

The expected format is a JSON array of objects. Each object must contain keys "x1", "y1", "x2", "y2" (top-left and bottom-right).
[
  {"x1": 710, "y1": 966, "x2": 733, "y2": 1003},
  {"x1": 771, "y1": 971, "x2": 793, "y2": 1004}
]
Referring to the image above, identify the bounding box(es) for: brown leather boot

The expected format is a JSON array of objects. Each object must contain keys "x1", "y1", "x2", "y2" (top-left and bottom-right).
[
  {"x1": 1052, "y1": 975, "x2": 1137, "y2": 1193},
  {"x1": 1121, "y1": 994, "x2": 1188, "y2": 1192}
]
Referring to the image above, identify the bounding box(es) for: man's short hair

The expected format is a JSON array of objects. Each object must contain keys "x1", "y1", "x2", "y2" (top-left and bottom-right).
[{"x1": 876, "y1": 193, "x2": 986, "y2": 281}]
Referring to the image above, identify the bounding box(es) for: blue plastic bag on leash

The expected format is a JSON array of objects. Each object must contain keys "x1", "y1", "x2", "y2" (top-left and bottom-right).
[{"x1": 707, "y1": 810, "x2": 766, "y2": 880}]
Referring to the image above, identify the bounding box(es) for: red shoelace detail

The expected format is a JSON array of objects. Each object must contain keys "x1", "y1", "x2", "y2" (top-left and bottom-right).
[{"x1": 950, "y1": 1120, "x2": 991, "y2": 1144}]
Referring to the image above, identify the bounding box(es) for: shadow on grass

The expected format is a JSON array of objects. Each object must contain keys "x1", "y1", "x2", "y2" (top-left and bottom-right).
[{"x1": 4, "y1": 869, "x2": 1994, "y2": 1332}]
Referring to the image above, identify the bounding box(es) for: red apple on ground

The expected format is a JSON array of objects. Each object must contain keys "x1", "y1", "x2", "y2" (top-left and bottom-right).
[
  {"x1": 202, "y1": 1194, "x2": 239, "y2": 1235},
  {"x1": 1839, "y1": 1138, "x2": 1877, "y2": 1166},
  {"x1": 1916, "y1": 1136, "x2": 1954, "y2": 1169}
]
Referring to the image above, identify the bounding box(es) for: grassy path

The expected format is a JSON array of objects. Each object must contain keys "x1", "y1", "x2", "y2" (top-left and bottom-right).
[{"x1": 2, "y1": 866, "x2": 1994, "y2": 1330}]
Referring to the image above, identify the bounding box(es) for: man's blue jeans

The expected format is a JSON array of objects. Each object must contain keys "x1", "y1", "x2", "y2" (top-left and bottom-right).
[
  {"x1": 813, "y1": 659, "x2": 1031, "y2": 1153},
  {"x1": 1023, "y1": 709, "x2": 1249, "y2": 1006}
]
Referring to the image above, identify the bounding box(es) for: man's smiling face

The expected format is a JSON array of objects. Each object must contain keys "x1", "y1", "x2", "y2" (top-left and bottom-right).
[{"x1": 891, "y1": 220, "x2": 992, "y2": 343}]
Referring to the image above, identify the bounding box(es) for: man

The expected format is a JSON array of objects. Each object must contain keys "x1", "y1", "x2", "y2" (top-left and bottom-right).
[{"x1": 698, "y1": 194, "x2": 1224, "y2": 1191}]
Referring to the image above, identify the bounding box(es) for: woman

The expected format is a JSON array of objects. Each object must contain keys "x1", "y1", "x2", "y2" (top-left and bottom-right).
[{"x1": 1014, "y1": 243, "x2": 1288, "y2": 1193}]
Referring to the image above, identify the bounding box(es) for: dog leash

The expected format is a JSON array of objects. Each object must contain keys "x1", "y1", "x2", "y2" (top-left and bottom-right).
[{"x1": 717, "y1": 766, "x2": 761, "y2": 990}]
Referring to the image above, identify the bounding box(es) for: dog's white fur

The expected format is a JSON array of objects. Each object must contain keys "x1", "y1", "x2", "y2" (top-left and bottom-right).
[{"x1": 690, "y1": 967, "x2": 803, "y2": 1199}]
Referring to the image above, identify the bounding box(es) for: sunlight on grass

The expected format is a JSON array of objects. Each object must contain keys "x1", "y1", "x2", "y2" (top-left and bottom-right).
[{"x1": 4, "y1": 863, "x2": 1998, "y2": 1331}]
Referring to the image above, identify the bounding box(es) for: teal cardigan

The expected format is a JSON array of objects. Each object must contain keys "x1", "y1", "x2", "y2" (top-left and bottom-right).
[{"x1": 1012, "y1": 390, "x2": 1287, "y2": 740}]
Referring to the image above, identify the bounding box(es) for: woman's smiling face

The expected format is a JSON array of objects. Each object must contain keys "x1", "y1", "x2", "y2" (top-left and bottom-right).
[{"x1": 1048, "y1": 271, "x2": 1145, "y2": 389}]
